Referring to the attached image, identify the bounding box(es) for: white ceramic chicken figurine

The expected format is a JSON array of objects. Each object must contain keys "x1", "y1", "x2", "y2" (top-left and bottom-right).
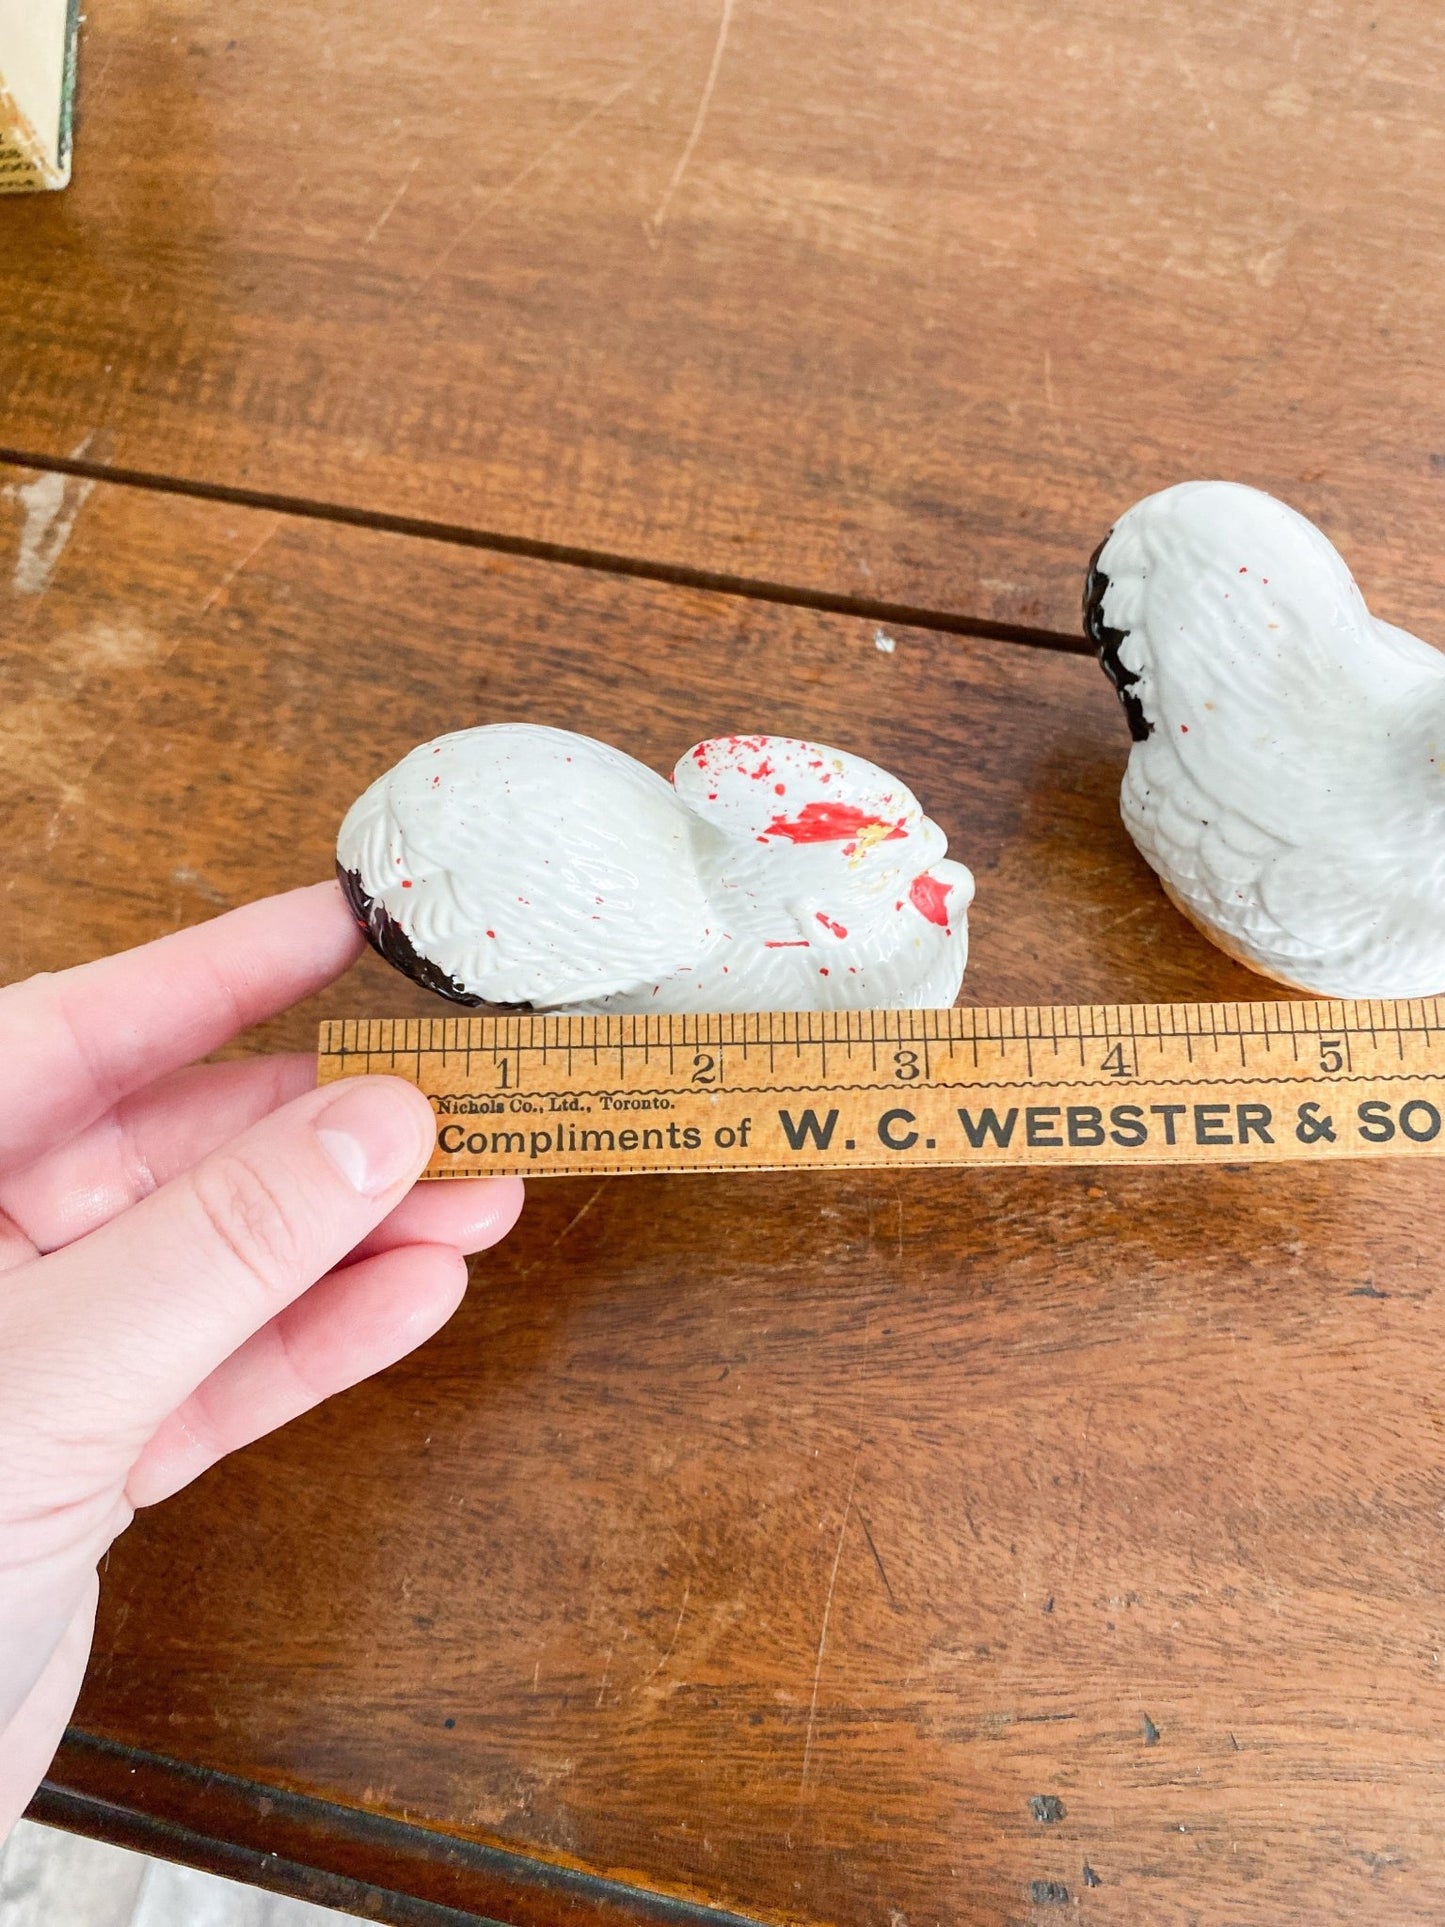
[
  {"x1": 337, "y1": 726, "x2": 973, "y2": 1012},
  {"x1": 1086, "y1": 479, "x2": 1445, "y2": 997}
]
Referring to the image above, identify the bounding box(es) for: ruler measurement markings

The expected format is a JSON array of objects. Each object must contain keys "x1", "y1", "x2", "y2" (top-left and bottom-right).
[{"x1": 316, "y1": 999, "x2": 1445, "y2": 1176}]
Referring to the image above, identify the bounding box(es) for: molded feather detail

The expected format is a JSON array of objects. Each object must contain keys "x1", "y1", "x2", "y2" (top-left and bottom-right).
[
  {"x1": 338, "y1": 725, "x2": 973, "y2": 1013},
  {"x1": 1091, "y1": 481, "x2": 1445, "y2": 996}
]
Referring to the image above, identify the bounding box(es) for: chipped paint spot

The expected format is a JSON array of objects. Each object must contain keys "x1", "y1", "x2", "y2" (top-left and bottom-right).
[{"x1": 4, "y1": 460, "x2": 97, "y2": 595}]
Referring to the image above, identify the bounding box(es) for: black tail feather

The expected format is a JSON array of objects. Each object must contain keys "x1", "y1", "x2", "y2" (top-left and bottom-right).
[
  {"x1": 337, "y1": 861, "x2": 492, "y2": 1007},
  {"x1": 1084, "y1": 536, "x2": 1152, "y2": 742}
]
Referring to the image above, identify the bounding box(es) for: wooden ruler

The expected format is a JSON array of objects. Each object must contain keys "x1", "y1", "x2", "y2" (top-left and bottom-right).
[{"x1": 316, "y1": 1002, "x2": 1445, "y2": 1179}]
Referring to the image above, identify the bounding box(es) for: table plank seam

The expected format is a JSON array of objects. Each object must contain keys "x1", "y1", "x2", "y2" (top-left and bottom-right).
[
  {"x1": 0, "y1": 444, "x2": 1092, "y2": 661},
  {"x1": 37, "y1": 1731, "x2": 772, "y2": 1927},
  {"x1": 29, "y1": 1782, "x2": 508, "y2": 1927}
]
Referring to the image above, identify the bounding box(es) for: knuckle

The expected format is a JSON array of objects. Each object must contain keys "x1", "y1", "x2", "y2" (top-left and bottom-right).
[{"x1": 189, "y1": 1152, "x2": 306, "y2": 1299}]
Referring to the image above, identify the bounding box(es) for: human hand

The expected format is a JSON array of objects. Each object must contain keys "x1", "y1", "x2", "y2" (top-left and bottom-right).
[{"x1": 0, "y1": 882, "x2": 524, "y2": 1835}]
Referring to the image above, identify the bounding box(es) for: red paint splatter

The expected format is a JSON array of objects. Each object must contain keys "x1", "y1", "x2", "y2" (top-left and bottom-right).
[
  {"x1": 819, "y1": 967, "x2": 830, "y2": 976},
  {"x1": 1180, "y1": 723, "x2": 1189, "y2": 733},
  {"x1": 764, "y1": 939, "x2": 811, "y2": 949},
  {"x1": 401, "y1": 879, "x2": 412, "y2": 888},
  {"x1": 815, "y1": 912, "x2": 849, "y2": 939},
  {"x1": 908, "y1": 873, "x2": 952, "y2": 928},
  {"x1": 763, "y1": 802, "x2": 907, "y2": 845},
  {"x1": 774, "y1": 782, "x2": 786, "y2": 795},
  {"x1": 486, "y1": 929, "x2": 496, "y2": 939}
]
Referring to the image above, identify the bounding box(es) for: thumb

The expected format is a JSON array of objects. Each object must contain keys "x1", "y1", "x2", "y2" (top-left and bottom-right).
[{"x1": 0, "y1": 1076, "x2": 437, "y2": 1461}]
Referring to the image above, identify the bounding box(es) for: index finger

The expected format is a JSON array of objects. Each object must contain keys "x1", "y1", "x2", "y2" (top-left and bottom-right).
[{"x1": 0, "y1": 881, "x2": 364, "y2": 1171}]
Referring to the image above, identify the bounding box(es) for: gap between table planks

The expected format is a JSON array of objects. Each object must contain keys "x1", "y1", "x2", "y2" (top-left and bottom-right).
[
  {"x1": 6, "y1": 467, "x2": 1445, "y2": 1926},
  {"x1": 1, "y1": 0, "x2": 1444, "y2": 644}
]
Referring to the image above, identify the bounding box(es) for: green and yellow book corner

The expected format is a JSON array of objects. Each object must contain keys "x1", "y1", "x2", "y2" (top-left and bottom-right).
[{"x1": 0, "y1": 0, "x2": 79, "y2": 194}]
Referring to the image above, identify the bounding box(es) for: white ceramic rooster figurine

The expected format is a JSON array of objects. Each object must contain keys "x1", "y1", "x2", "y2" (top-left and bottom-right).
[
  {"x1": 337, "y1": 726, "x2": 973, "y2": 1012},
  {"x1": 1087, "y1": 480, "x2": 1445, "y2": 997}
]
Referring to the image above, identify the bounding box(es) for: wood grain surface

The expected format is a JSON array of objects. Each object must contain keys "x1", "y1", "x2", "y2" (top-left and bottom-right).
[
  {"x1": 2, "y1": 2, "x2": 1445, "y2": 639},
  {"x1": 7, "y1": 464, "x2": 1445, "y2": 1926}
]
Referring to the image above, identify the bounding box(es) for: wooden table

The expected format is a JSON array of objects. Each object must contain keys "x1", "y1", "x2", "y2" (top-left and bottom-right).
[{"x1": 4, "y1": 4, "x2": 1445, "y2": 1921}]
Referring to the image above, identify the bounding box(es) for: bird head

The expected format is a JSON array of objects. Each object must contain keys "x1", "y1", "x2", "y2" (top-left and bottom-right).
[{"x1": 673, "y1": 735, "x2": 969, "y2": 925}]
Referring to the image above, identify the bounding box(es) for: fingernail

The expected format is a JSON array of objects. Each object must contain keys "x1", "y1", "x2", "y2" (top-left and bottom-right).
[{"x1": 317, "y1": 1080, "x2": 433, "y2": 1196}]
